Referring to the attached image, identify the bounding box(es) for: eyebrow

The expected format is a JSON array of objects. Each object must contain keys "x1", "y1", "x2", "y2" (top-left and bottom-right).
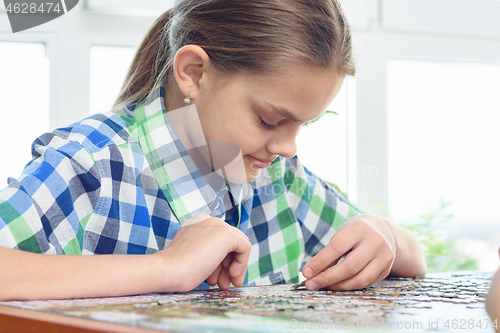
[{"x1": 263, "y1": 102, "x2": 300, "y2": 122}]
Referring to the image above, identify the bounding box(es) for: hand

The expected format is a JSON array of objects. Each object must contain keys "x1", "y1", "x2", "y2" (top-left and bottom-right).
[
  {"x1": 155, "y1": 214, "x2": 251, "y2": 292},
  {"x1": 302, "y1": 214, "x2": 397, "y2": 291}
]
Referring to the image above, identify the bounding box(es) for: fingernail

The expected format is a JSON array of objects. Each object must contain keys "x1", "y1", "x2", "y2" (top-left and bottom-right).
[
  {"x1": 303, "y1": 267, "x2": 314, "y2": 278},
  {"x1": 306, "y1": 280, "x2": 318, "y2": 290}
]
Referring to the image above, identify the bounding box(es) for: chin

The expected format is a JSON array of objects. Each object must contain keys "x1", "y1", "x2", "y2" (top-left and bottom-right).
[{"x1": 245, "y1": 169, "x2": 261, "y2": 183}]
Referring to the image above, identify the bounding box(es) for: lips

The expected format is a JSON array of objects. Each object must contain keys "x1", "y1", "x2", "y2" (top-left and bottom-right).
[{"x1": 247, "y1": 155, "x2": 274, "y2": 169}]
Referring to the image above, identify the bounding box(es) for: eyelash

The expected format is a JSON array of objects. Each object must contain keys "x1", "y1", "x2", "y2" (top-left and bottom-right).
[
  {"x1": 259, "y1": 118, "x2": 279, "y2": 131},
  {"x1": 260, "y1": 117, "x2": 315, "y2": 131}
]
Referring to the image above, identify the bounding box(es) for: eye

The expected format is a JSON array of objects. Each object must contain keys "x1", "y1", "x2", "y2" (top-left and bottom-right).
[{"x1": 259, "y1": 117, "x2": 279, "y2": 131}]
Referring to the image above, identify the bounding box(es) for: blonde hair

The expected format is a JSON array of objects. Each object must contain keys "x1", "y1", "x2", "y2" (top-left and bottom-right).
[{"x1": 112, "y1": 0, "x2": 355, "y2": 111}]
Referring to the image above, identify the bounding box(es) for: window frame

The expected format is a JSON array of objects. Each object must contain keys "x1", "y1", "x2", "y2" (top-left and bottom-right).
[{"x1": 2, "y1": 1, "x2": 500, "y2": 213}]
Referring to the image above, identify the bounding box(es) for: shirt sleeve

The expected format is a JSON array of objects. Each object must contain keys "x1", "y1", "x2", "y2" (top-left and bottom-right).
[
  {"x1": 0, "y1": 132, "x2": 101, "y2": 254},
  {"x1": 281, "y1": 156, "x2": 363, "y2": 261}
]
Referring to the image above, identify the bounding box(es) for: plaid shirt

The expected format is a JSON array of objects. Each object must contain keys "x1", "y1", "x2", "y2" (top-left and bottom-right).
[{"x1": 0, "y1": 84, "x2": 361, "y2": 287}]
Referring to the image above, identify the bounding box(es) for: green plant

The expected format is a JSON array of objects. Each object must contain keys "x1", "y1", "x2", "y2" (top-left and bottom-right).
[
  {"x1": 305, "y1": 110, "x2": 338, "y2": 126},
  {"x1": 397, "y1": 200, "x2": 478, "y2": 273}
]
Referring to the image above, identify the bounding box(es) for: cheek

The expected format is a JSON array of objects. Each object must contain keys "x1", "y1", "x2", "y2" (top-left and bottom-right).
[
  {"x1": 238, "y1": 130, "x2": 269, "y2": 153},
  {"x1": 224, "y1": 117, "x2": 264, "y2": 147}
]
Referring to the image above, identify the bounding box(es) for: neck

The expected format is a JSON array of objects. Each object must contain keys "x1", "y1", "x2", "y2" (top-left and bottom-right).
[{"x1": 165, "y1": 80, "x2": 185, "y2": 113}]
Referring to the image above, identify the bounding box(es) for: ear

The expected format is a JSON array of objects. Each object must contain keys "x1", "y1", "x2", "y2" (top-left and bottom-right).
[{"x1": 173, "y1": 45, "x2": 211, "y2": 102}]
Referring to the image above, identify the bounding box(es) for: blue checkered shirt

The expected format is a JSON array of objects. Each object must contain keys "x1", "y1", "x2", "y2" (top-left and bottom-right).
[{"x1": 0, "y1": 84, "x2": 361, "y2": 287}]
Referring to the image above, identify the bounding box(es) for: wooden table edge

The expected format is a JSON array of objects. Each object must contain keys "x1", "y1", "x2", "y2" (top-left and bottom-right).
[{"x1": 0, "y1": 305, "x2": 167, "y2": 333}]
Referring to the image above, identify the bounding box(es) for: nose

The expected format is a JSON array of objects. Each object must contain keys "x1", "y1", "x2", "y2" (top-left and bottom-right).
[{"x1": 266, "y1": 129, "x2": 298, "y2": 159}]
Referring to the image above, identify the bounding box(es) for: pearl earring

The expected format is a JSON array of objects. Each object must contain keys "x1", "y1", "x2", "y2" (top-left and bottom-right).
[{"x1": 183, "y1": 95, "x2": 191, "y2": 105}]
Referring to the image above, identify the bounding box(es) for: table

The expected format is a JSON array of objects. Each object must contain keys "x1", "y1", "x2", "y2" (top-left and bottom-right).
[{"x1": 0, "y1": 271, "x2": 495, "y2": 333}]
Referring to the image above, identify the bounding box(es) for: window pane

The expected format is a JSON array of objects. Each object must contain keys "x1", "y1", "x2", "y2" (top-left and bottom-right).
[
  {"x1": 89, "y1": 46, "x2": 136, "y2": 114},
  {"x1": 0, "y1": 42, "x2": 49, "y2": 186},
  {"x1": 296, "y1": 79, "x2": 353, "y2": 195},
  {"x1": 388, "y1": 59, "x2": 500, "y2": 270}
]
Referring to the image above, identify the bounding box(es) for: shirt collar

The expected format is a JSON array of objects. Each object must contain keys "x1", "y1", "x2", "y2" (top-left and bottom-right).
[{"x1": 120, "y1": 83, "x2": 245, "y2": 224}]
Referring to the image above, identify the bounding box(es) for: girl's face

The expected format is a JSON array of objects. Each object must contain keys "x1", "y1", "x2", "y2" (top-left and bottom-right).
[{"x1": 193, "y1": 62, "x2": 345, "y2": 182}]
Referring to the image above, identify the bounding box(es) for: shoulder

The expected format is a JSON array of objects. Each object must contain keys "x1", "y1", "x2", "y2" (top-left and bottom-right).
[
  {"x1": 48, "y1": 112, "x2": 135, "y2": 154},
  {"x1": 26, "y1": 112, "x2": 142, "y2": 189}
]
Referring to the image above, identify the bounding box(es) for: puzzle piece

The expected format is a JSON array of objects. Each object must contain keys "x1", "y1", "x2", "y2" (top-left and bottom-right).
[{"x1": 1, "y1": 271, "x2": 494, "y2": 333}]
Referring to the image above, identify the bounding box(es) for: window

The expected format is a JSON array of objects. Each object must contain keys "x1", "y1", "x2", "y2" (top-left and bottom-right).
[
  {"x1": 388, "y1": 59, "x2": 500, "y2": 270},
  {"x1": 89, "y1": 46, "x2": 136, "y2": 114},
  {"x1": 0, "y1": 42, "x2": 49, "y2": 186},
  {"x1": 296, "y1": 78, "x2": 356, "y2": 200}
]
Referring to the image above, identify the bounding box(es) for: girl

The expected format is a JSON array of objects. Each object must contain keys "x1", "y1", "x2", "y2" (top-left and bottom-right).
[{"x1": 0, "y1": 0, "x2": 426, "y2": 301}]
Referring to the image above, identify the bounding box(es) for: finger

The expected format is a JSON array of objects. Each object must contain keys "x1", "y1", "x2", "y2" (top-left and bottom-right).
[
  {"x1": 218, "y1": 266, "x2": 231, "y2": 290},
  {"x1": 306, "y1": 249, "x2": 351, "y2": 278},
  {"x1": 326, "y1": 258, "x2": 392, "y2": 291},
  {"x1": 303, "y1": 254, "x2": 343, "y2": 281},
  {"x1": 226, "y1": 230, "x2": 252, "y2": 262},
  {"x1": 229, "y1": 253, "x2": 250, "y2": 288},
  {"x1": 228, "y1": 238, "x2": 252, "y2": 287},
  {"x1": 305, "y1": 247, "x2": 373, "y2": 290},
  {"x1": 302, "y1": 227, "x2": 360, "y2": 279},
  {"x1": 219, "y1": 252, "x2": 236, "y2": 290},
  {"x1": 221, "y1": 252, "x2": 234, "y2": 268},
  {"x1": 208, "y1": 264, "x2": 222, "y2": 286}
]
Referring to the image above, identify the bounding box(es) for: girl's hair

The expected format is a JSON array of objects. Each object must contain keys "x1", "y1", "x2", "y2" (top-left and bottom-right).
[{"x1": 112, "y1": 0, "x2": 355, "y2": 111}]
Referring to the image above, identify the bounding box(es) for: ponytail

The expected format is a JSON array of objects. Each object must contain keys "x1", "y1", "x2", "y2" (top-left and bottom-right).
[{"x1": 112, "y1": 9, "x2": 174, "y2": 111}]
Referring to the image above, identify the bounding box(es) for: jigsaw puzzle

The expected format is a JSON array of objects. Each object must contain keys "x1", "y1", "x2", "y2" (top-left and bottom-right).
[{"x1": 1, "y1": 272, "x2": 495, "y2": 333}]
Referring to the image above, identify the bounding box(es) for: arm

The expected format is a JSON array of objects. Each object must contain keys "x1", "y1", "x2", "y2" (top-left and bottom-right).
[
  {"x1": 0, "y1": 214, "x2": 251, "y2": 301},
  {"x1": 0, "y1": 246, "x2": 171, "y2": 301}
]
